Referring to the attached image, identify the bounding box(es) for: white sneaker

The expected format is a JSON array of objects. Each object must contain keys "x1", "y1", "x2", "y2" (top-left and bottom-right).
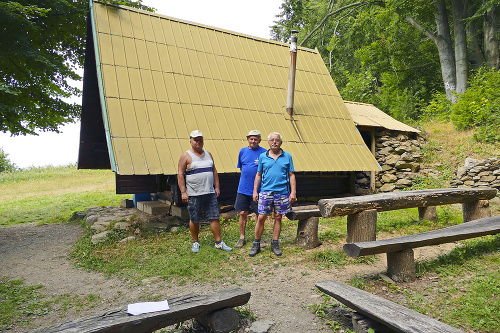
[
  {"x1": 215, "y1": 241, "x2": 232, "y2": 251},
  {"x1": 192, "y1": 241, "x2": 200, "y2": 253}
]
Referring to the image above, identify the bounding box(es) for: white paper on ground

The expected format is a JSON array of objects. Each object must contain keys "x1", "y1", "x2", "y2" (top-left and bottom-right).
[{"x1": 127, "y1": 300, "x2": 170, "y2": 315}]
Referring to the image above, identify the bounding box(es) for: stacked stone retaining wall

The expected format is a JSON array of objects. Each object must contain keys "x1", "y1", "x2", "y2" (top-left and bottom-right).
[{"x1": 450, "y1": 157, "x2": 500, "y2": 189}]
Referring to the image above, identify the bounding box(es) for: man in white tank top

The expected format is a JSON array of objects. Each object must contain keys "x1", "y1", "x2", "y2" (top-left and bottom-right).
[{"x1": 177, "y1": 130, "x2": 232, "y2": 253}]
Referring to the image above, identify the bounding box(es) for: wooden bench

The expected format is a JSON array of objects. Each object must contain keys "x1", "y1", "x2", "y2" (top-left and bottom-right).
[
  {"x1": 316, "y1": 280, "x2": 465, "y2": 333},
  {"x1": 343, "y1": 215, "x2": 500, "y2": 281},
  {"x1": 287, "y1": 188, "x2": 497, "y2": 247},
  {"x1": 30, "y1": 287, "x2": 250, "y2": 333}
]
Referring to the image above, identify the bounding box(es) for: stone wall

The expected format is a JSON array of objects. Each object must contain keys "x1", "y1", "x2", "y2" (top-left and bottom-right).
[
  {"x1": 355, "y1": 128, "x2": 425, "y2": 194},
  {"x1": 450, "y1": 157, "x2": 500, "y2": 189}
]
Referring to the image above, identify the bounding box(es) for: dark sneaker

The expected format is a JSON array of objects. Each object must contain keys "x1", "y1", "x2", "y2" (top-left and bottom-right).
[
  {"x1": 271, "y1": 240, "x2": 282, "y2": 256},
  {"x1": 248, "y1": 242, "x2": 261, "y2": 257},
  {"x1": 235, "y1": 238, "x2": 246, "y2": 248}
]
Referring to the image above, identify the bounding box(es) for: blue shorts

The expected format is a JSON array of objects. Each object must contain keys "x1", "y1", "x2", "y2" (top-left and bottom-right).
[
  {"x1": 258, "y1": 191, "x2": 291, "y2": 215},
  {"x1": 234, "y1": 193, "x2": 258, "y2": 213},
  {"x1": 187, "y1": 193, "x2": 220, "y2": 223}
]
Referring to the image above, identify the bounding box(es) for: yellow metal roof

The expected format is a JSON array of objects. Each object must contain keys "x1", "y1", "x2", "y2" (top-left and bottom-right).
[
  {"x1": 91, "y1": 1, "x2": 380, "y2": 175},
  {"x1": 344, "y1": 101, "x2": 420, "y2": 133}
]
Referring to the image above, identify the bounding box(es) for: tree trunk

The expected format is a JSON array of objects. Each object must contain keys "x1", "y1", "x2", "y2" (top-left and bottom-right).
[
  {"x1": 484, "y1": 5, "x2": 499, "y2": 70},
  {"x1": 452, "y1": 0, "x2": 468, "y2": 94},
  {"x1": 435, "y1": 0, "x2": 457, "y2": 101},
  {"x1": 467, "y1": 5, "x2": 484, "y2": 70}
]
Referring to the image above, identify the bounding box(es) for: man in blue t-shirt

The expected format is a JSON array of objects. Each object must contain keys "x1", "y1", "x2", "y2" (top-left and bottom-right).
[
  {"x1": 234, "y1": 130, "x2": 267, "y2": 248},
  {"x1": 249, "y1": 132, "x2": 296, "y2": 257}
]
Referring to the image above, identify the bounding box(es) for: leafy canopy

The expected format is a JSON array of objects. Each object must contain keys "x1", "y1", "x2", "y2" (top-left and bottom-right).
[{"x1": 0, "y1": 0, "x2": 153, "y2": 136}]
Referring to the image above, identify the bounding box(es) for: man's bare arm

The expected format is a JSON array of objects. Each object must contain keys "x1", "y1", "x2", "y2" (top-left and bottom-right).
[
  {"x1": 253, "y1": 172, "x2": 262, "y2": 202},
  {"x1": 289, "y1": 172, "x2": 297, "y2": 204},
  {"x1": 177, "y1": 153, "x2": 190, "y2": 203},
  {"x1": 208, "y1": 151, "x2": 220, "y2": 198}
]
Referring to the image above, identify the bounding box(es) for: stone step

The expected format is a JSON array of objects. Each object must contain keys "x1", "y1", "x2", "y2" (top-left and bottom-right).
[
  {"x1": 137, "y1": 201, "x2": 171, "y2": 215},
  {"x1": 170, "y1": 205, "x2": 190, "y2": 220}
]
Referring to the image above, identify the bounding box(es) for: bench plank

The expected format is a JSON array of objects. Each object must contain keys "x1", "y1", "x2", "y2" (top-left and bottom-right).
[
  {"x1": 316, "y1": 280, "x2": 465, "y2": 333},
  {"x1": 30, "y1": 287, "x2": 250, "y2": 333},
  {"x1": 319, "y1": 188, "x2": 497, "y2": 218},
  {"x1": 344, "y1": 215, "x2": 500, "y2": 257}
]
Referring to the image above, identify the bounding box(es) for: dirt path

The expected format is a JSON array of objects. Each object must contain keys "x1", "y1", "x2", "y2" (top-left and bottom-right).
[{"x1": 0, "y1": 222, "x2": 456, "y2": 333}]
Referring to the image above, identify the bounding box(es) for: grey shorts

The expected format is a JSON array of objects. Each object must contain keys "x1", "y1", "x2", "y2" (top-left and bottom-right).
[{"x1": 187, "y1": 193, "x2": 220, "y2": 223}]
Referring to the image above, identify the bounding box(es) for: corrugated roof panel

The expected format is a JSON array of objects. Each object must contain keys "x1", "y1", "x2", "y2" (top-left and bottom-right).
[
  {"x1": 128, "y1": 137, "x2": 148, "y2": 174},
  {"x1": 122, "y1": 37, "x2": 138, "y2": 68},
  {"x1": 155, "y1": 138, "x2": 175, "y2": 173},
  {"x1": 117, "y1": 100, "x2": 139, "y2": 138},
  {"x1": 106, "y1": 98, "x2": 126, "y2": 137},
  {"x1": 91, "y1": 2, "x2": 380, "y2": 175},
  {"x1": 128, "y1": 68, "x2": 144, "y2": 100},
  {"x1": 94, "y1": 3, "x2": 110, "y2": 34},
  {"x1": 101, "y1": 65, "x2": 118, "y2": 98},
  {"x1": 180, "y1": 23, "x2": 196, "y2": 51},
  {"x1": 133, "y1": 100, "x2": 153, "y2": 137},
  {"x1": 98, "y1": 33, "x2": 114, "y2": 65},
  {"x1": 111, "y1": 35, "x2": 126, "y2": 66},
  {"x1": 163, "y1": 72, "x2": 179, "y2": 103},
  {"x1": 146, "y1": 41, "x2": 161, "y2": 71},
  {"x1": 157, "y1": 102, "x2": 176, "y2": 138},
  {"x1": 170, "y1": 103, "x2": 189, "y2": 138},
  {"x1": 128, "y1": 10, "x2": 145, "y2": 40},
  {"x1": 145, "y1": 101, "x2": 165, "y2": 138},
  {"x1": 112, "y1": 137, "x2": 133, "y2": 174},
  {"x1": 141, "y1": 137, "x2": 162, "y2": 174}
]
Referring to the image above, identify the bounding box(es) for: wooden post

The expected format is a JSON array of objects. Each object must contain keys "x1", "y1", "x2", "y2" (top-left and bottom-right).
[
  {"x1": 387, "y1": 248, "x2": 416, "y2": 282},
  {"x1": 196, "y1": 308, "x2": 240, "y2": 333},
  {"x1": 296, "y1": 217, "x2": 321, "y2": 249},
  {"x1": 346, "y1": 209, "x2": 377, "y2": 243},
  {"x1": 418, "y1": 206, "x2": 438, "y2": 222},
  {"x1": 370, "y1": 129, "x2": 376, "y2": 193},
  {"x1": 462, "y1": 199, "x2": 491, "y2": 222}
]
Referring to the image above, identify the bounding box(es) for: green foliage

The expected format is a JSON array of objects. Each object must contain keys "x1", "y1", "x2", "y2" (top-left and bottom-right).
[
  {"x1": 421, "y1": 92, "x2": 452, "y2": 122},
  {"x1": 0, "y1": 147, "x2": 16, "y2": 172},
  {"x1": 449, "y1": 68, "x2": 500, "y2": 142},
  {"x1": 0, "y1": 0, "x2": 152, "y2": 135}
]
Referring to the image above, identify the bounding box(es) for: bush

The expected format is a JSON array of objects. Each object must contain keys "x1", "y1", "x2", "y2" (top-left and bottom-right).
[
  {"x1": 421, "y1": 92, "x2": 452, "y2": 122},
  {"x1": 450, "y1": 68, "x2": 500, "y2": 142},
  {"x1": 0, "y1": 148, "x2": 16, "y2": 172}
]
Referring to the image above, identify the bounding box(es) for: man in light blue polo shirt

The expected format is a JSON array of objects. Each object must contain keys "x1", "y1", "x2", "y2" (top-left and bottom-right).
[{"x1": 249, "y1": 132, "x2": 296, "y2": 257}]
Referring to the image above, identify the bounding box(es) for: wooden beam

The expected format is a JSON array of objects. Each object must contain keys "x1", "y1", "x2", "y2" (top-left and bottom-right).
[
  {"x1": 343, "y1": 216, "x2": 500, "y2": 257},
  {"x1": 285, "y1": 208, "x2": 321, "y2": 221},
  {"x1": 319, "y1": 188, "x2": 497, "y2": 218},
  {"x1": 30, "y1": 287, "x2": 251, "y2": 333},
  {"x1": 315, "y1": 280, "x2": 465, "y2": 333}
]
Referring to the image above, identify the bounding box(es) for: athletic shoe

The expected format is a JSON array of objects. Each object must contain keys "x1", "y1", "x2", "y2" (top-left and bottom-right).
[
  {"x1": 271, "y1": 240, "x2": 282, "y2": 256},
  {"x1": 215, "y1": 241, "x2": 232, "y2": 252},
  {"x1": 192, "y1": 241, "x2": 200, "y2": 253},
  {"x1": 234, "y1": 238, "x2": 246, "y2": 248},
  {"x1": 248, "y1": 242, "x2": 261, "y2": 257}
]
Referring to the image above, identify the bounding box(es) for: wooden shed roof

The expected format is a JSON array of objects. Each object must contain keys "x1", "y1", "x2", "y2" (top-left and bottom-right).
[
  {"x1": 344, "y1": 101, "x2": 420, "y2": 133},
  {"x1": 82, "y1": 1, "x2": 380, "y2": 175}
]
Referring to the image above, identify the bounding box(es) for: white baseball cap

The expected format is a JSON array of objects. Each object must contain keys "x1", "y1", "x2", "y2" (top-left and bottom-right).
[
  {"x1": 190, "y1": 130, "x2": 203, "y2": 138},
  {"x1": 246, "y1": 130, "x2": 261, "y2": 137}
]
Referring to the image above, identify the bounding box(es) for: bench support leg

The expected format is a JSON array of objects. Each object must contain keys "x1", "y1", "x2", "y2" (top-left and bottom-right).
[
  {"x1": 387, "y1": 249, "x2": 416, "y2": 282},
  {"x1": 296, "y1": 217, "x2": 321, "y2": 249},
  {"x1": 347, "y1": 209, "x2": 377, "y2": 243},
  {"x1": 462, "y1": 199, "x2": 491, "y2": 222},
  {"x1": 418, "y1": 206, "x2": 437, "y2": 222},
  {"x1": 196, "y1": 307, "x2": 240, "y2": 333}
]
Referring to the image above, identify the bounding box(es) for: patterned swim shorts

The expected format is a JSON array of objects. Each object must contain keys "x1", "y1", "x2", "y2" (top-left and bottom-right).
[{"x1": 258, "y1": 191, "x2": 291, "y2": 215}]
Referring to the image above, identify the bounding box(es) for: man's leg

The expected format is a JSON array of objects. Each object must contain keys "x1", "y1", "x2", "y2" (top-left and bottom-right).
[
  {"x1": 189, "y1": 221, "x2": 199, "y2": 242},
  {"x1": 239, "y1": 211, "x2": 248, "y2": 239},
  {"x1": 255, "y1": 213, "x2": 268, "y2": 240},
  {"x1": 272, "y1": 213, "x2": 283, "y2": 241},
  {"x1": 210, "y1": 219, "x2": 222, "y2": 242}
]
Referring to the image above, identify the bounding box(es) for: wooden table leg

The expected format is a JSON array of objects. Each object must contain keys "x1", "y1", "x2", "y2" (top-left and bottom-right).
[
  {"x1": 346, "y1": 209, "x2": 377, "y2": 243},
  {"x1": 463, "y1": 199, "x2": 491, "y2": 222}
]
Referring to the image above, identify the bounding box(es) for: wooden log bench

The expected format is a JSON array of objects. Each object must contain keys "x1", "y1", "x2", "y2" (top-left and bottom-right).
[
  {"x1": 30, "y1": 287, "x2": 250, "y2": 333},
  {"x1": 343, "y1": 215, "x2": 500, "y2": 281},
  {"x1": 287, "y1": 188, "x2": 497, "y2": 248},
  {"x1": 316, "y1": 280, "x2": 465, "y2": 333}
]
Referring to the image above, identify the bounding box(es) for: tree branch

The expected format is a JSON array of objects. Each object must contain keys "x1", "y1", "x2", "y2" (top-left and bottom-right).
[
  {"x1": 404, "y1": 15, "x2": 438, "y2": 44},
  {"x1": 300, "y1": 1, "x2": 384, "y2": 46}
]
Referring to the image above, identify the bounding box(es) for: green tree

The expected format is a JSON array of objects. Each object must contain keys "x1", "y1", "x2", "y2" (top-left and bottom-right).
[
  {"x1": 0, "y1": 147, "x2": 16, "y2": 172},
  {"x1": 0, "y1": 0, "x2": 153, "y2": 136}
]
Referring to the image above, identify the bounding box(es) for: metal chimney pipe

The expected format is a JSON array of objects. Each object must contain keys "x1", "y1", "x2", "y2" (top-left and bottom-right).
[{"x1": 286, "y1": 30, "x2": 298, "y2": 117}]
